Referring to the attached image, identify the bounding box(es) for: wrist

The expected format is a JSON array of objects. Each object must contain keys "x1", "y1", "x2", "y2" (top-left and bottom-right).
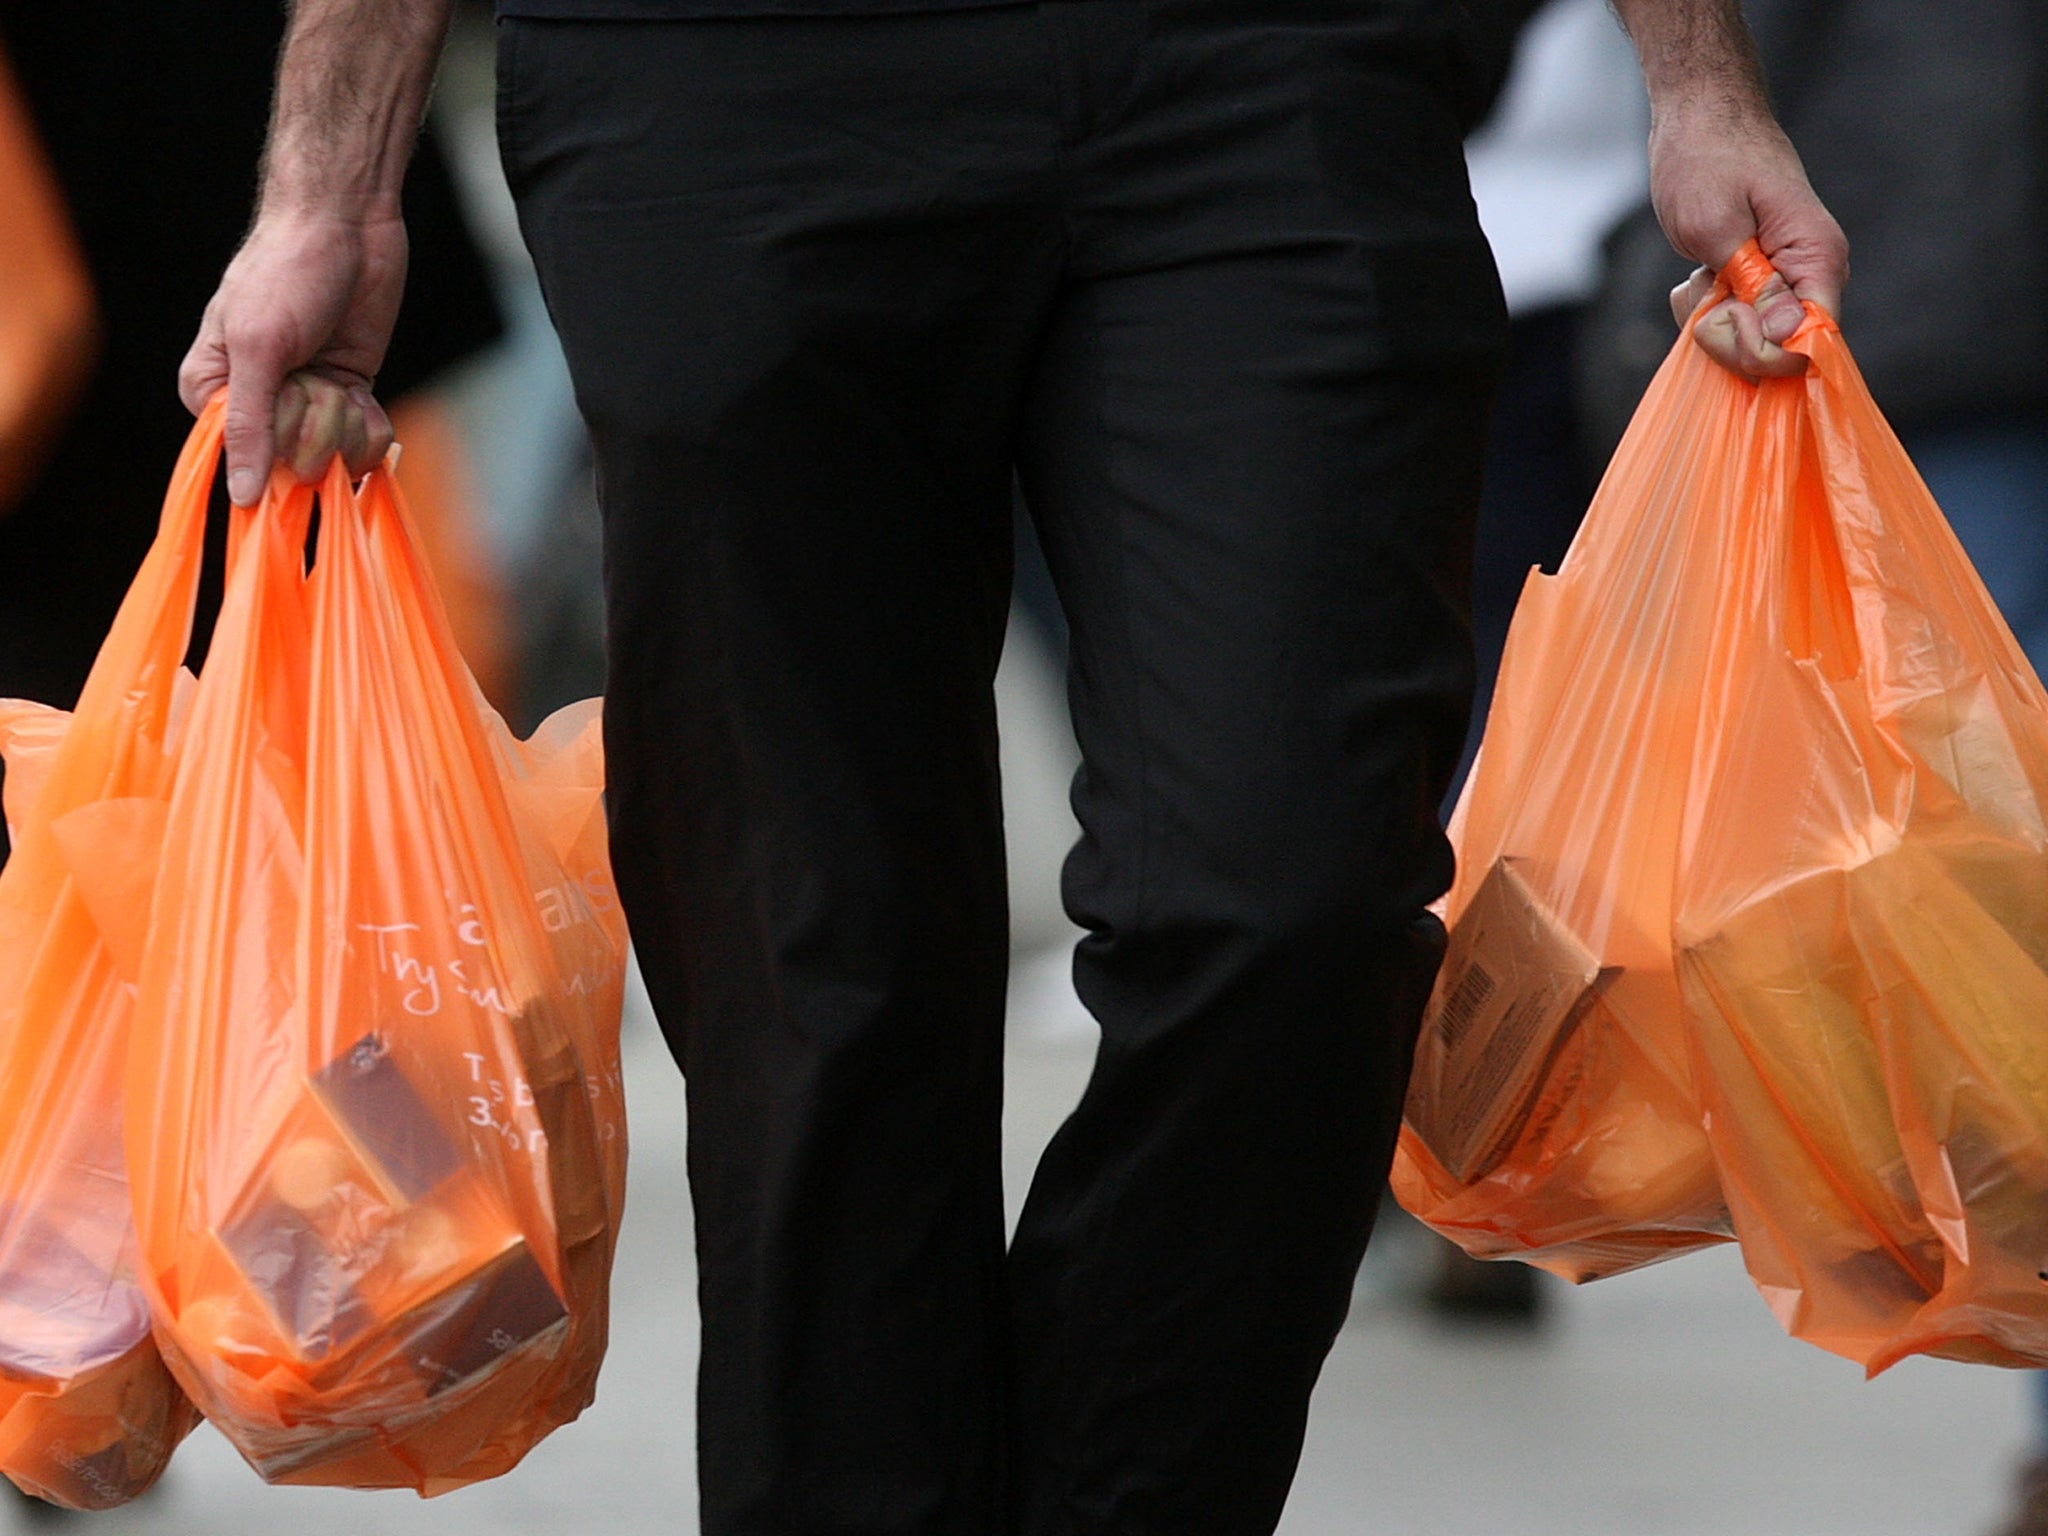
[
  {"x1": 240, "y1": 202, "x2": 399, "y2": 266},
  {"x1": 257, "y1": 176, "x2": 406, "y2": 227},
  {"x1": 1645, "y1": 95, "x2": 1789, "y2": 190},
  {"x1": 1644, "y1": 71, "x2": 1777, "y2": 139},
  {"x1": 258, "y1": 95, "x2": 425, "y2": 225}
]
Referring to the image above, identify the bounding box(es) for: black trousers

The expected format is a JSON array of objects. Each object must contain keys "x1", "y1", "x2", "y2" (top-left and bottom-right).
[{"x1": 499, "y1": 5, "x2": 1505, "y2": 1531}]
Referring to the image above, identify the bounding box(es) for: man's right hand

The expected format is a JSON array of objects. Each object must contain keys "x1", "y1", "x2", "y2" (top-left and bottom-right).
[
  {"x1": 178, "y1": 0, "x2": 453, "y2": 502},
  {"x1": 179, "y1": 206, "x2": 407, "y2": 506}
]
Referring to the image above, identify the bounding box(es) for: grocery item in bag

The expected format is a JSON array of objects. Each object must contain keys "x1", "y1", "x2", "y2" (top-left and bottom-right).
[
  {"x1": 126, "y1": 450, "x2": 626, "y2": 1493},
  {"x1": 1402, "y1": 241, "x2": 2048, "y2": 1373},
  {"x1": 1390, "y1": 253, "x2": 1765, "y2": 1280},
  {"x1": 1665, "y1": 272, "x2": 2048, "y2": 1369}
]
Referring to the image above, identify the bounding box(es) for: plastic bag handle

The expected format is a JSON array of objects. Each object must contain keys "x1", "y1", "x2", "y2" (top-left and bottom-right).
[
  {"x1": 1717, "y1": 244, "x2": 1861, "y2": 679},
  {"x1": 1718, "y1": 242, "x2": 1780, "y2": 307},
  {"x1": 300, "y1": 450, "x2": 529, "y2": 865},
  {"x1": 86, "y1": 391, "x2": 226, "y2": 678},
  {"x1": 24, "y1": 396, "x2": 229, "y2": 823},
  {"x1": 1715, "y1": 239, "x2": 1836, "y2": 340},
  {"x1": 302, "y1": 452, "x2": 570, "y2": 968},
  {"x1": 350, "y1": 455, "x2": 541, "y2": 913}
]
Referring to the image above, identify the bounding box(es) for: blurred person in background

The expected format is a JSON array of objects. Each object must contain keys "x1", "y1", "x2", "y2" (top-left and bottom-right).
[
  {"x1": 1571, "y1": 3, "x2": 2048, "y2": 1529},
  {"x1": 0, "y1": 37, "x2": 96, "y2": 1524},
  {"x1": 181, "y1": 0, "x2": 1844, "y2": 1532},
  {"x1": 433, "y1": 0, "x2": 614, "y2": 731},
  {"x1": 0, "y1": 39, "x2": 92, "y2": 527}
]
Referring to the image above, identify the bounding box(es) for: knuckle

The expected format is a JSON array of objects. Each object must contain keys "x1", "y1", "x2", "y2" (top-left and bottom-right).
[
  {"x1": 222, "y1": 321, "x2": 292, "y2": 367},
  {"x1": 224, "y1": 394, "x2": 274, "y2": 434},
  {"x1": 177, "y1": 367, "x2": 213, "y2": 411}
]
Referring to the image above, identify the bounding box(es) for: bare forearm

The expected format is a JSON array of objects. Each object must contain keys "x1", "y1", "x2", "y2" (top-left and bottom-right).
[
  {"x1": 1608, "y1": 0, "x2": 1770, "y2": 113},
  {"x1": 1605, "y1": 0, "x2": 1847, "y2": 374},
  {"x1": 259, "y1": 0, "x2": 455, "y2": 220}
]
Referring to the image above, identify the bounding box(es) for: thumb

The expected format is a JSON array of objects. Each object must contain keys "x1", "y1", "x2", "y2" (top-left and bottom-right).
[{"x1": 222, "y1": 349, "x2": 287, "y2": 508}]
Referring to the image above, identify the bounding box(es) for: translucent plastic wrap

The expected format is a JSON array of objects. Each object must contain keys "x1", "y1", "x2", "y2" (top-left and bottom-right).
[
  {"x1": 1396, "y1": 242, "x2": 2048, "y2": 1372},
  {"x1": 125, "y1": 449, "x2": 628, "y2": 1491},
  {"x1": 0, "y1": 407, "x2": 225, "y2": 1508},
  {"x1": 1668, "y1": 284, "x2": 2048, "y2": 1371},
  {"x1": 1389, "y1": 259, "x2": 1757, "y2": 1282}
]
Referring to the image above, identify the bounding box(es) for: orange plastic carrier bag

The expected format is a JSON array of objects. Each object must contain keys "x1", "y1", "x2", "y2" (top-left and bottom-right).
[
  {"x1": 1388, "y1": 257, "x2": 1764, "y2": 1283},
  {"x1": 1667, "y1": 268, "x2": 2048, "y2": 1375},
  {"x1": 1396, "y1": 242, "x2": 2048, "y2": 1373},
  {"x1": 125, "y1": 441, "x2": 628, "y2": 1491},
  {"x1": 0, "y1": 408, "x2": 227, "y2": 1508}
]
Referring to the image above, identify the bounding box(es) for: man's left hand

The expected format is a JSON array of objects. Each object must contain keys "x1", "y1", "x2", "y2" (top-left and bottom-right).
[{"x1": 1649, "y1": 94, "x2": 1848, "y2": 378}]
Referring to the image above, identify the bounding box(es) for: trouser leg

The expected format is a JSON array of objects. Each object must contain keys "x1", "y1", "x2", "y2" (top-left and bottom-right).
[
  {"x1": 499, "y1": 16, "x2": 1063, "y2": 1533},
  {"x1": 501, "y1": 5, "x2": 1506, "y2": 1532},
  {"x1": 1005, "y1": 8, "x2": 1507, "y2": 1532}
]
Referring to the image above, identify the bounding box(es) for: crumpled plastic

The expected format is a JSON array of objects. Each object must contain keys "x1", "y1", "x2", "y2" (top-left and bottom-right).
[
  {"x1": 0, "y1": 405, "x2": 226, "y2": 1508},
  {"x1": 1396, "y1": 241, "x2": 2048, "y2": 1372},
  {"x1": 123, "y1": 434, "x2": 628, "y2": 1490}
]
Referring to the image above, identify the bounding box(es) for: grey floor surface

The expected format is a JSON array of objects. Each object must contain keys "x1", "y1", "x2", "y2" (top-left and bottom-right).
[{"x1": 22, "y1": 987, "x2": 2035, "y2": 1536}]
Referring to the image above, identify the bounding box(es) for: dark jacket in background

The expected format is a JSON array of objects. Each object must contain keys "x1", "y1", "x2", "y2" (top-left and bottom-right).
[{"x1": 1578, "y1": 0, "x2": 2048, "y2": 453}]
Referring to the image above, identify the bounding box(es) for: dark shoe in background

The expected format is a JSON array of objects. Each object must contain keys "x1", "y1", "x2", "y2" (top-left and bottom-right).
[{"x1": 1424, "y1": 1239, "x2": 1548, "y2": 1328}]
